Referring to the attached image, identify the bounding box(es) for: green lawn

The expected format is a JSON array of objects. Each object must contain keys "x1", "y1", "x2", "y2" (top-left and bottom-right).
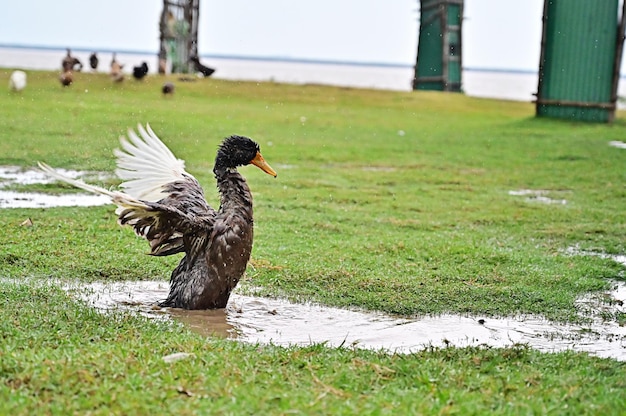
[{"x1": 1, "y1": 69, "x2": 625, "y2": 414}]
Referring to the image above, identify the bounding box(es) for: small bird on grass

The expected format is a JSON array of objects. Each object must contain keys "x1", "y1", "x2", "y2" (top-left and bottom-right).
[
  {"x1": 89, "y1": 52, "x2": 99, "y2": 71},
  {"x1": 59, "y1": 70, "x2": 73, "y2": 87},
  {"x1": 61, "y1": 48, "x2": 82, "y2": 72},
  {"x1": 9, "y1": 70, "x2": 27, "y2": 92},
  {"x1": 162, "y1": 82, "x2": 175, "y2": 96},
  {"x1": 110, "y1": 53, "x2": 125, "y2": 82},
  {"x1": 133, "y1": 62, "x2": 149, "y2": 80},
  {"x1": 189, "y1": 56, "x2": 215, "y2": 77}
]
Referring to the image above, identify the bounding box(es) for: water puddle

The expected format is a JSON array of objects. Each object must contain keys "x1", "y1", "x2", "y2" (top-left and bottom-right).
[
  {"x1": 0, "y1": 190, "x2": 110, "y2": 209},
  {"x1": 508, "y1": 189, "x2": 568, "y2": 205},
  {"x1": 62, "y1": 274, "x2": 626, "y2": 360},
  {"x1": 0, "y1": 166, "x2": 110, "y2": 208},
  {"x1": 608, "y1": 140, "x2": 626, "y2": 149},
  {"x1": 565, "y1": 245, "x2": 626, "y2": 270}
]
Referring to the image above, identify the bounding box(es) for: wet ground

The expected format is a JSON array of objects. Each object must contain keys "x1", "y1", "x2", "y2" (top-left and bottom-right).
[
  {"x1": 3, "y1": 147, "x2": 622, "y2": 209},
  {"x1": 0, "y1": 165, "x2": 575, "y2": 208},
  {"x1": 0, "y1": 166, "x2": 110, "y2": 208},
  {"x1": 3, "y1": 164, "x2": 625, "y2": 359},
  {"x1": 62, "y1": 274, "x2": 625, "y2": 360},
  {"x1": 508, "y1": 189, "x2": 569, "y2": 205}
]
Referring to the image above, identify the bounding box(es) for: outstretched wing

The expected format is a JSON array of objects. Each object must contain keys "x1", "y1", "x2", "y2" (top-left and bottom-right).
[
  {"x1": 38, "y1": 123, "x2": 217, "y2": 259},
  {"x1": 112, "y1": 124, "x2": 217, "y2": 257},
  {"x1": 116, "y1": 177, "x2": 217, "y2": 258},
  {"x1": 116, "y1": 190, "x2": 216, "y2": 260},
  {"x1": 114, "y1": 123, "x2": 189, "y2": 202}
]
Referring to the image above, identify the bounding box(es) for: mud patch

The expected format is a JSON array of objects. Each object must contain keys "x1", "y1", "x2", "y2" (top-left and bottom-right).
[{"x1": 62, "y1": 278, "x2": 626, "y2": 360}]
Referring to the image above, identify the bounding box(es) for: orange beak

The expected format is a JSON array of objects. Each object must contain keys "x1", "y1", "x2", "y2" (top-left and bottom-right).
[{"x1": 250, "y1": 152, "x2": 277, "y2": 177}]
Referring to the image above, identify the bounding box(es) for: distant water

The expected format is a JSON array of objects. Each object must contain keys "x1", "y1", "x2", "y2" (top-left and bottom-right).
[{"x1": 2, "y1": 45, "x2": 621, "y2": 105}]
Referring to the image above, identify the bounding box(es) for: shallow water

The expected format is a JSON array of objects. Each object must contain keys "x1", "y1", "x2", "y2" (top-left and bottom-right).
[
  {"x1": 508, "y1": 189, "x2": 568, "y2": 205},
  {"x1": 0, "y1": 166, "x2": 110, "y2": 208},
  {"x1": 63, "y1": 274, "x2": 626, "y2": 360},
  {"x1": 4, "y1": 166, "x2": 625, "y2": 359},
  {"x1": 0, "y1": 190, "x2": 110, "y2": 209},
  {"x1": 0, "y1": 165, "x2": 106, "y2": 186},
  {"x1": 609, "y1": 140, "x2": 626, "y2": 149}
]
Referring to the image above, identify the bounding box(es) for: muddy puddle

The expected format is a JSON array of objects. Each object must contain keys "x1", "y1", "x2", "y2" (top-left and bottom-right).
[
  {"x1": 62, "y1": 273, "x2": 626, "y2": 360},
  {"x1": 0, "y1": 166, "x2": 110, "y2": 208}
]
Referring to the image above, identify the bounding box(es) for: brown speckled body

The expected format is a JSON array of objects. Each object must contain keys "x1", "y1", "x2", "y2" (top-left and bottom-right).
[
  {"x1": 40, "y1": 128, "x2": 275, "y2": 311},
  {"x1": 160, "y1": 169, "x2": 253, "y2": 309}
]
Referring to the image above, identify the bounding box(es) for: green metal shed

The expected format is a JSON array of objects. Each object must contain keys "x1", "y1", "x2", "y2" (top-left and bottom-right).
[
  {"x1": 536, "y1": 0, "x2": 626, "y2": 123},
  {"x1": 413, "y1": 0, "x2": 463, "y2": 92}
]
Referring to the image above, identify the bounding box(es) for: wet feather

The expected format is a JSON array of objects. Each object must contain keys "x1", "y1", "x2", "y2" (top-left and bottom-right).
[{"x1": 38, "y1": 124, "x2": 276, "y2": 309}]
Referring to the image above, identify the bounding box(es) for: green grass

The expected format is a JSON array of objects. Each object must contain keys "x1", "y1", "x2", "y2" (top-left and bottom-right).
[
  {"x1": 1, "y1": 69, "x2": 625, "y2": 413},
  {"x1": 2, "y1": 281, "x2": 625, "y2": 415}
]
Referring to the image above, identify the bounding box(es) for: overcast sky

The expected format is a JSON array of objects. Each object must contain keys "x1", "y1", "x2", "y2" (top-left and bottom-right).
[{"x1": 1, "y1": 0, "x2": 545, "y2": 70}]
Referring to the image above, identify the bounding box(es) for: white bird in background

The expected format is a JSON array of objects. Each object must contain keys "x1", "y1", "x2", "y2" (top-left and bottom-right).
[{"x1": 9, "y1": 70, "x2": 27, "y2": 92}]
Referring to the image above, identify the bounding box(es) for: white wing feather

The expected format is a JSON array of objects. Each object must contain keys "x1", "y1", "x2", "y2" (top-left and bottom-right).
[
  {"x1": 114, "y1": 123, "x2": 189, "y2": 201},
  {"x1": 38, "y1": 123, "x2": 193, "y2": 215}
]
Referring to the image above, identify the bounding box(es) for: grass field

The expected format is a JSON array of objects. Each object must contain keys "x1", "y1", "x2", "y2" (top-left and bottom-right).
[{"x1": 1, "y1": 69, "x2": 625, "y2": 414}]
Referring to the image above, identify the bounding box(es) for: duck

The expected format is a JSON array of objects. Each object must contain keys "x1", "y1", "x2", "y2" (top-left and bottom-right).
[
  {"x1": 59, "y1": 70, "x2": 73, "y2": 87},
  {"x1": 110, "y1": 53, "x2": 124, "y2": 82},
  {"x1": 189, "y1": 55, "x2": 215, "y2": 77},
  {"x1": 9, "y1": 70, "x2": 27, "y2": 91},
  {"x1": 132, "y1": 62, "x2": 149, "y2": 80},
  {"x1": 162, "y1": 82, "x2": 175, "y2": 96},
  {"x1": 38, "y1": 124, "x2": 277, "y2": 309},
  {"x1": 61, "y1": 48, "x2": 83, "y2": 72},
  {"x1": 89, "y1": 52, "x2": 99, "y2": 71}
]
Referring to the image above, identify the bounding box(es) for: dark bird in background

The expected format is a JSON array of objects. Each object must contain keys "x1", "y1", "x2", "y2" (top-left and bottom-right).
[
  {"x1": 59, "y1": 70, "x2": 73, "y2": 87},
  {"x1": 133, "y1": 62, "x2": 149, "y2": 80},
  {"x1": 89, "y1": 53, "x2": 99, "y2": 71},
  {"x1": 162, "y1": 82, "x2": 175, "y2": 96},
  {"x1": 38, "y1": 124, "x2": 277, "y2": 310},
  {"x1": 189, "y1": 55, "x2": 215, "y2": 78},
  {"x1": 110, "y1": 53, "x2": 124, "y2": 82},
  {"x1": 61, "y1": 48, "x2": 83, "y2": 72}
]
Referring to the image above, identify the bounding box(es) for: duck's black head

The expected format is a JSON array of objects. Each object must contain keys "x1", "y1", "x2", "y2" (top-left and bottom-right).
[{"x1": 215, "y1": 135, "x2": 277, "y2": 177}]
